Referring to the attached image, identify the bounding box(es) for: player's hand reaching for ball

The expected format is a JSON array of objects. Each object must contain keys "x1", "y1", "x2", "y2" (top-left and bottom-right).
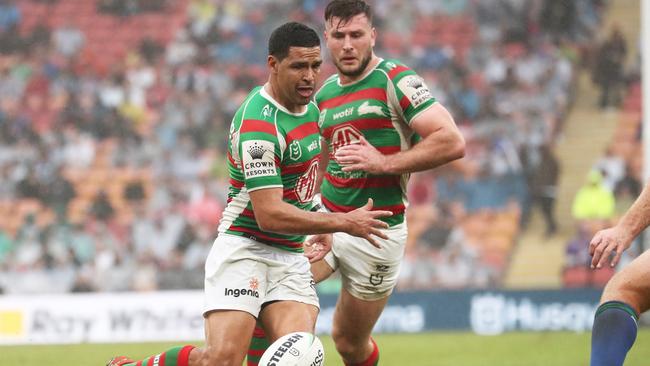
[
  {"x1": 342, "y1": 198, "x2": 392, "y2": 248},
  {"x1": 589, "y1": 226, "x2": 634, "y2": 269},
  {"x1": 304, "y1": 234, "x2": 332, "y2": 263}
]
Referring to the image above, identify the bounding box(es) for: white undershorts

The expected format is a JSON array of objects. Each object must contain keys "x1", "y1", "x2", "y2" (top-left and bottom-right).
[
  {"x1": 204, "y1": 233, "x2": 319, "y2": 317},
  {"x1": 324, "y1": 223, "x2": 407, "y2": 301}
]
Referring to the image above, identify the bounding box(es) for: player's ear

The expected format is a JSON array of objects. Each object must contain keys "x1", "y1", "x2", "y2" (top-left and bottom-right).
[
  {"x1": 370, "y1": 27, "x2": 376, "y2": 48},
  {"x1": 268, "y1": 55, "x2": 279, "y2": 74}
]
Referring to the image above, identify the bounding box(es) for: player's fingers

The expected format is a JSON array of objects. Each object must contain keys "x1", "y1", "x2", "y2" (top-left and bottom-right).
[
  {"x1": 591, "y1": 242, "x2": 605, "y2": 268},
  {"x1": 589, "y1": 234, "x2": 602, "y2": 256},
  {"x1": 364, "y1": 235, "x2": 382, "y2": 248},
  {"x1": 305, "y1": 235, "x2": 320, "y2": 246},
  {"x1": 596, "y1": 243, "x2": 614, "y2": 269},
  {"x1": 372, "y1": 210, "x2": 393, "y2": 219},
  {"x1": 610, "y1": 246, "x2": 623, "y2": 267},
  {"x1": 308, "y1": 249, "x2": 326, "y2": 263},
  {"x1": 370, "y1": 228, "x2": 389, "y2": 240},
  {"x1": 369, "y1": 219, "x2": 389, "y2": 229},
  {"x1": 335, "y1": 145, "x2": 361, "y2": 156},
  {"x1": 341, "y1": 164, "x2": 363, "y2": 172},
  {"x1": 364, "y1": 198, "x2": 374, "y2": 210}
]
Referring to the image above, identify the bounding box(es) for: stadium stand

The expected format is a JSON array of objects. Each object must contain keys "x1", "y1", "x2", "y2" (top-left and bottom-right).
[{"x1": 0, "y1": 0, "x2": 609, "y2": 294}]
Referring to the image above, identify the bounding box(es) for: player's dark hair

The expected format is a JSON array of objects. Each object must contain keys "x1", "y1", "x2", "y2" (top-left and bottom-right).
[
  {"x1": 324, "y1": 0, "x2": 373, "y2": 25},
  {"x1": 268, "y1": 22, "x2": 320, "y2": 61}
]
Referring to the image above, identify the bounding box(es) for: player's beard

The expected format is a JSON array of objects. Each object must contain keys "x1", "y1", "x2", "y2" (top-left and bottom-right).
[{"x1": 337, "y1": 49, "x2": 372, "y2": 78}]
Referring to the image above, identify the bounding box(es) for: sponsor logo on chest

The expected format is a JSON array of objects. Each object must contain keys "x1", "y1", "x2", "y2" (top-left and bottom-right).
[{"x1": 332, "y1": 107, "x2": 354, "y2": 120}]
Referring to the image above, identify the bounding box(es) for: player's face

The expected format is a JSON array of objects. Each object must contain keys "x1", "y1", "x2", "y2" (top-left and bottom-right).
[
  {"x1": 270, "y1": 46, "x2": 322, "y2": 111},
  {"x1": 325, "y1": 14, "x2": 376, "y2": 79}
]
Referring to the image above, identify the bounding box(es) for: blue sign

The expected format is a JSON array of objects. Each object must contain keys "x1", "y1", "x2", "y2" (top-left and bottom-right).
[{"x1": 315, "y1": 289, "x2": 602, "y2": 335}]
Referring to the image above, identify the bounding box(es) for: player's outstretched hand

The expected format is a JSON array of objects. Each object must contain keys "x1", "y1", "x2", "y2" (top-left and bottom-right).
[
  {"x1": 304, "y1": 234, "x2": 332, "y2": 263},
  {"x1": 335, "y1": 136, "x2": 387, "y2": 175},
  {"x1": 344, "y1": 198, "x2": 392, "y2": 248},
  {"x1": 589, "y1": 226, "x2": 634, "y2": 269}
]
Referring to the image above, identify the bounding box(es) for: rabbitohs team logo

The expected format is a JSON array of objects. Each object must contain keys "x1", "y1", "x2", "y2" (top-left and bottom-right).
[
  {"x1": 262, "y1": 104, "x2": 273, "y2": 118},
  {"x1": 294, "y1": 160, "x2": 318, "y2": 203}
]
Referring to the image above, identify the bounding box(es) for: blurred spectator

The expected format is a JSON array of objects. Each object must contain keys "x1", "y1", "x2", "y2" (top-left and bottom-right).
[
  {"x1": 90, "y1": 190, "x2": 115, "y2": 222},
  {"x1": 592, "y1": 25, "x2": 627, "y2": 109},
  {"x1": 52, "y1": 20, "x2": 85, "y2": 58},
  {"x1": 0, "y1": 228, "x2": 13, "y2": 264},
  {"x1": 42, "y1": 165, "x2": 76, "y2": 218},
  {"x1": 0, "y1": 0, "x2": 20, "y2": 33},
  {"x1": 564, "y1": 222, "x2": 592, "y2": 268},
  {"x1": 529, "y1": 144, "x2": 560, "y2": 236},
  {"x1": 593, "y1": 147, "x2": 625, "y2": 192},
  {"x1": 571, "y1": 170, "x2": 615, "y2": 221},
  {"x1": 539, "y1": 0, "x2": 577, "y2": 40}
]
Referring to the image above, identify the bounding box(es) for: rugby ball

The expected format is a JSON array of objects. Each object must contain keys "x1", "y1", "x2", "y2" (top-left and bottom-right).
[{"x1": 258, "y1": 332, "x2": 324, "y2": 366}]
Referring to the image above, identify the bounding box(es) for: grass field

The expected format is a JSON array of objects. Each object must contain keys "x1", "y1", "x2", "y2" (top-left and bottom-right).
[{"x1": 2, "y1": 330, "x2": 650, "y2": 366}]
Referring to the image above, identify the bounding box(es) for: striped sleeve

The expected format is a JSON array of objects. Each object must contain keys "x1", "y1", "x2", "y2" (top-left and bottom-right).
[
  {"x1": 238, "y1": 115, "x2": 283, "y2": 192},
  {"x1": 385, "y1": 60, "x2": 437, "y2": 124}
]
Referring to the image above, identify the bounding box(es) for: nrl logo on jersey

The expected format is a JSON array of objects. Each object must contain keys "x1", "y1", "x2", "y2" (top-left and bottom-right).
[
  {"x1": 261, "y1": 104, "x2": 273, "y2": 118},
  {"x1": 357, "y1": 101, "x2": 385, "y2": 117},
  {"x1": 385, "y1": 62, "x2": 397, "y2": 70},
  {"x1": 289, "y1": 140, "x2": 302, "y2": 161}
]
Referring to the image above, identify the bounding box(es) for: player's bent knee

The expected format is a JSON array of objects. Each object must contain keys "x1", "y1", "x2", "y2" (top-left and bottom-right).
[
  {"x1": 601, "y1": 269, "x2": 648, "y2": 314},
  {"x1": 331, "y1": 328, "x2": 364, "y2": 359},
  {"x1": 332, "y1": 336, "x2": 358, "y2": 360}
]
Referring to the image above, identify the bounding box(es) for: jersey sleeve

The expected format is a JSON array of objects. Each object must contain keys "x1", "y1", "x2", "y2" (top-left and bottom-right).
[
  {"x1": 385, "y1": 61, "x2": 437, "y2": 125},
  {"x1": 237, "y1": 116, "x2": 283, "y2": 192}
]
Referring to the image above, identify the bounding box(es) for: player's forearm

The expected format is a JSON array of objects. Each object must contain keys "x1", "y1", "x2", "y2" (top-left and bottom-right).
[
  {"x1": 256, "y1": 202, "x2": 351, "y2": 235},
  {"x1": 383, "y1": 129, "x2": 465, "y2": 175},
  {"x1": 617, "y1": 182, "x2": 650, "y2": 238}
]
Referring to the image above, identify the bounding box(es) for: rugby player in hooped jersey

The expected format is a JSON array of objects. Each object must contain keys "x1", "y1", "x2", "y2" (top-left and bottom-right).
[
  {"x1": 311, "y1": 1, "x2": 466, "y2": 365},
  {"x1": 106, "y1": 21, "x2": 392, "y2": 366}
]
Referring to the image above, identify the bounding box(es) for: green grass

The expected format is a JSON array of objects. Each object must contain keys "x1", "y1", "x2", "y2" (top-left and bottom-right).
[{"x1": 2, "y1": 330, "x2": 650, "y2": 366}]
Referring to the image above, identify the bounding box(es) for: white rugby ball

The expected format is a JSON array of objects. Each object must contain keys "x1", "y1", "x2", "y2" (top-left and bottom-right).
[{"x1": 258, "y1": 332, "x2": 324, "y2": 366}]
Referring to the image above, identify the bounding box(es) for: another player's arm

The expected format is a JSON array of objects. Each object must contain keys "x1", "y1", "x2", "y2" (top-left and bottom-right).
[
  {"x1": 249, "y1": 188, "x2": 390, "y2": 247},
  {"x1": 590, "y1": 180, "x2": 650, "y2": 268},
  {"x1": 336, "y1": 102, "x2": 464, "y2": 175}
]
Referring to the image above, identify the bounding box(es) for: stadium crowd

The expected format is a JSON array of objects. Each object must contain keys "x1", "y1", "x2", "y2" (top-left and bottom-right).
[{"x1": 0, "y1": 0, "x2": 612, "y2": 294}]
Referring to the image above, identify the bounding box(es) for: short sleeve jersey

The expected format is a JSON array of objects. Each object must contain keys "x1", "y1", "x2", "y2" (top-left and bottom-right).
[
  {"x1": 315, "y1": 59, "x2": 437, "y2": 226},
  {"x1": 218, "y1": 86, "x2": 321, "y2": 252}
]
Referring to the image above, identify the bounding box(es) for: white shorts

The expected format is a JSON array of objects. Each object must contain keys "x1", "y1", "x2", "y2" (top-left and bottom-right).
[
  {"x1": 204, "y1": 233, "x2": 319, "y2": 317},
  {"x1": 324, "y1": 223, "x2": 407, "y2": 301}
]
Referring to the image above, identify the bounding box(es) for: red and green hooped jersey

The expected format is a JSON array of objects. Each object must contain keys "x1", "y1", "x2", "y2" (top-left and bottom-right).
[
  {"x1": 315, "y1": 59, "x2": 437, "y2": 227},
  {"x1": 218, "y1": 86, "x2": 321, "y2": 252}
]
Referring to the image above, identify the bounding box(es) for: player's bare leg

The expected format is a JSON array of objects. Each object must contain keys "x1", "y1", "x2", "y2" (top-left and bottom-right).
[
  {"x1": 331, "y1": 289, "x2": 387, "y2": 364},
  {"x1": 193, "y1": 310, "x2": 257, "y2": 366},
  {"x1": 259, "y1": 300, "x2": 319, "y2": 342},
  {"x1": 590, "y1": 250, "x2": 650, "y2": 366},
  {"x1": 600, "y1": 249, "x2": 650, "y2": 314},
  {"x1": 311, "y1": 259, "x2": 336, "y2": 283}
]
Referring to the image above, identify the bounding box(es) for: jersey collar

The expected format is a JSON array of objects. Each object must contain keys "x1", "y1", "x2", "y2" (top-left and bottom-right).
[{"x1": 260, "y1": 84, "x2": 309, "y2": 117}]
